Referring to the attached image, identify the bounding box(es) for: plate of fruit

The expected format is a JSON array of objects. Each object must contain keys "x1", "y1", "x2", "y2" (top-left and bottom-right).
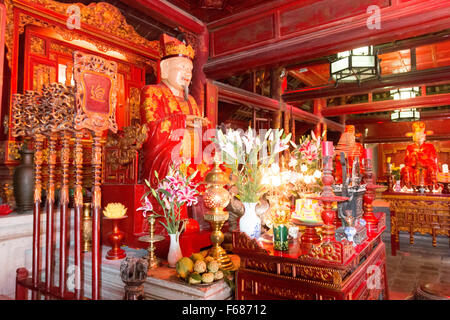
[{"x1": 175, "y1": 251, "x2": 226, "y2": 286}]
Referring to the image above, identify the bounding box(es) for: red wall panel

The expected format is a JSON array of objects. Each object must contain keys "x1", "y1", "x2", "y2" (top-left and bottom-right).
[
  {"x1": 279, "y1": 0, "x2": 390, "y2": 36},
  {"x1": 212, "y1": 15, "x2": 275, "y2": 56}
]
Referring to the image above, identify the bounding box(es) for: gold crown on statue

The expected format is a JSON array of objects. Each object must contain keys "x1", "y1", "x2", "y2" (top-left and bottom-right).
[
  {"x1": 406, "y1": 121, "x2": 433, "y2": 137},
  {"x1": 159, "y1": 33, "x2": 195, "y2": 61}
]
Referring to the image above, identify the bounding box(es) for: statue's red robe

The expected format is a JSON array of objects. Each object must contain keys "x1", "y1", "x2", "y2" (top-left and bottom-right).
[
  {"x1": 401, "y1": 142, "x2": 438, "y2": 187},
  {"x1": 140, "y1": 82, "x2": 211, "y2": 221}
]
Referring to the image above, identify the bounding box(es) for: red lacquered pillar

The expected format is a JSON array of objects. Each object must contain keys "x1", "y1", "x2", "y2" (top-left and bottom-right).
[
  {"x1": 32, "y1": 135, "x2": 44, "y2": 299},
  {"x1": 74, "y1": 131, "x2": 84, "y2": 299},
  {"x1": 59, "y1": 131, "x2": 71, "y2": 298},
  {"x1": 45, "y1": 134, "x2": 58, "y2": 295},
  {"x1": 91, "y1": 133, "x2": 103, "y2": 300}
]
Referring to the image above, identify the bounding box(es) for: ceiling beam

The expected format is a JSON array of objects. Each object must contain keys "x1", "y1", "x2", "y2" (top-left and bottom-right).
[
  {"x1": 321, "y1": 92, "x2": 450, "y2": 117},
  {"x1": 118, "y1": 0, "x2": 206, "y2": 34},
  {"x1": 364, "y1": 134, "x2": 450, "y2": 143},
  {"x1": 283, "y1": 65, "x2": 450, "y2": 102},
  {"x1": 346, "y1": 110, "x2": 450, "y2": 124},
  {"x1": 289, "y1": 70, "x2": 316, "y2": 86},
  {"x1": 307, "y1": 67, "x2": 329, "y2": 84}
]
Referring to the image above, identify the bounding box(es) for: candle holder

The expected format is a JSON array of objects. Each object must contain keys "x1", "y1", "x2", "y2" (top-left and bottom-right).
[
  {"x1": 310, "y1": 143, "x2": 348, "y2": 244},
  {"x1": 138, "y1": 215, "x2": 164, "y2": 270},
  {"x1": 363, "y1": 149, "x2": 384, "y2": 237},
  {"x1": 300, "y1": 142, "x2": 356, "y2": 264},
  {"x1": 82, "y1": 202, "x2": 92, "y2": 252},
  {"x1": 295, "y1": 220, "x2": 323, "y2": 254},
  {"x1": 104, "y1": 216, "x2": 127, "y2": 260}
]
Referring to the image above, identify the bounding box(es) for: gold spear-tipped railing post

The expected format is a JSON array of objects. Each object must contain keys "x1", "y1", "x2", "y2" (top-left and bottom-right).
[{"x1": 11, "y1": 90, "x2": 46, "y2": 299}]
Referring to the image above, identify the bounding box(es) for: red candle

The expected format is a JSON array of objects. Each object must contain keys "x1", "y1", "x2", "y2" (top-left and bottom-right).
[
  {"x1": 322, "y1": 141, "x2": 334, "y2": 156},
  {"x1": 364, "y1": 148, "x2": 372, "y2": 160}
]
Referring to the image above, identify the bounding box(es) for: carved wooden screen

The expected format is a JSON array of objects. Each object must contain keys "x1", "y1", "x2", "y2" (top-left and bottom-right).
[
  {"x1": 22, "y1": 25, "x2": 148, "y2": 185},
  {"x1": 23, "y1": 25, "x2": 146, "y2": 130}
]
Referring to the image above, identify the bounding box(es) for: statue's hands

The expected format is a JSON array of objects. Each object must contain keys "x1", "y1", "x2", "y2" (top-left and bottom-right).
[{"x1": 186, "y1": 115, "x2": 210, "y2": 128}]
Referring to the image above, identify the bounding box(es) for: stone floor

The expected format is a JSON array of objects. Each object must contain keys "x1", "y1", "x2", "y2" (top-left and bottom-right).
[{"x1": 382, "y1": 231, "x2": 450, "y2": 300}]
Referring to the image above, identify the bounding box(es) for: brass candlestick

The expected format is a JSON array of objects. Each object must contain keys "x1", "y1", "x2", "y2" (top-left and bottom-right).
[
  {"x1": 82, "y1": 202, "x2": 92, "y2": 252},
  {"x1": 203, "y1": 162, "x2": 233, "y2": 270},
  {"x1": 139, "y1": 215, "x2": 163, "y2": 270}
]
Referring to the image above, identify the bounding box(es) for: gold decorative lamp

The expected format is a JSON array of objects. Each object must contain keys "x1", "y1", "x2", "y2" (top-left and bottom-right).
[{"x1": 203, "y1": 161, "x2": 233, "y2": 270}]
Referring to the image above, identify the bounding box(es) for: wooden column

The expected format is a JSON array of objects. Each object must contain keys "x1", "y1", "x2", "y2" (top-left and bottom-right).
[
  {"x1": 32, "y1": 134, "x2": 45, "y2": 300},
  {"x1": 45, "y1": 133, "x2": 58, "y2": 295},
  {"x1": 91, "y1": 132, "x2": 103, "y2": 300},
  {"x1": 270, "y1": 67, "x2": 284, "y2": 129},
  {"x1": 205, "y1": 80, "x2": 218, "y2": 128},
  {"x1": 58, "y1": 131, "x2": 71, "y2": 298},
  {"x1": 191, "y1": 27, "x2": 208, "y2": 116},
  {"x1": 73, "y1": 130, "x2": 84, "y2": 300},
  {"x1": 314, "y1": 98, "x2": 327, "y2": 139}
]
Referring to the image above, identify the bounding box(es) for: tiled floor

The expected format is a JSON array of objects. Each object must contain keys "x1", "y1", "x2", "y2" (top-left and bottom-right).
[{"x1": 382, "y1": 231, "x2": 450, "y2": 300}]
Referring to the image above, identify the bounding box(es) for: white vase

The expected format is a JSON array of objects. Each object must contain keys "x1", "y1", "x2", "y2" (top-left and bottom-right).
[
  {"x1": 167, "y1": 233, "x2": 182, "y2": 268},
  {"x1": 239, "y1": 202, "x2": 261, "y2": 239}
]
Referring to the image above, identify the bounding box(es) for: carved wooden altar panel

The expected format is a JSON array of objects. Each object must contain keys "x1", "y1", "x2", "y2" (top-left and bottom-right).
[
  {"x1": 233, "y1": 229, "x2": 388, "y2": 300},
  {"x1": 382, "y1": 192, "x2": 450, "y2": 256}
]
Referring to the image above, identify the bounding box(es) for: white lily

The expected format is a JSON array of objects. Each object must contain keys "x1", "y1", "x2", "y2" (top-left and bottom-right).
[
  {"x1": 221, "y1": 143, "x2": 237, "y2": 160},
  {"x1": 313, "y1": 170, "x2": 322, "y2": 179},
  {"x1": 289, "y1": 157, "x2": 298, "y2": 168}
]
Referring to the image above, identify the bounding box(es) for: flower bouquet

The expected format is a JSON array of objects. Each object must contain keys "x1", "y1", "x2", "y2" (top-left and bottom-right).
[
  {"x1": 214, "y1": 127, "x2": 292, "y2": 203},
  {"x1": 213, "y1": 127, "x2": 291, "y2": 239},
  {"x1": 140, "y1": 163, "x2": 200, "y2": 235},
  {"x1": 139, "y1": 163, "x2": 200, "y2": 267},
  {"x1": 289, "y1": 130, "x2": 324, "y2": 198}
]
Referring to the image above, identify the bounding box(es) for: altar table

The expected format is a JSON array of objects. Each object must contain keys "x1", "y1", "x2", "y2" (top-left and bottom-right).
[
  {"x1": 381, "y1": 192, "x2": 450, "y2": 256},
  {"x1": 232, "y1": 213, "x2": 388, "y2": 300}
]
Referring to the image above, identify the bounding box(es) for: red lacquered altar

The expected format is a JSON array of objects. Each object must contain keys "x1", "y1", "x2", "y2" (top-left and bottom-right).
[{"x1": 232, "y1": 212, "x2": 388, "y2": 300}]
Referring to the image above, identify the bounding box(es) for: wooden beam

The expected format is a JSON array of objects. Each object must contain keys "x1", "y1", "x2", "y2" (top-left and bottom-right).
[
  {"x1": 346, "y1": 110, "x2": 450, "y2": 124},
  {"x1": 322, "y1": 92, "x2": 450, "y2": 116},
  {"x1": 289, "y1": 70, "x2": 316, "y2": 87},
  {"x1": 283, "y1": 65, "x2": 450, "y2": 102},
  {"x1": 118, "y1": 0, "x2": 206, "y2": 34},
  {"x1": 364, "y1": 134, "x2": 450, "y2": 143},
  {"x1": 214, "y1": 81, "x2": 344, "y2": 131}
]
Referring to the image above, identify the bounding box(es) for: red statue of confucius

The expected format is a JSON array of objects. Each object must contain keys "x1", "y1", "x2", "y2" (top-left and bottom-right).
[
  {"x1": 140, "y1": 33, "x2": 210, "y2": 196},
  {"x1": 140, "y1": 34, "x2": 212, "y2": 256},
  {"x1": 400, "y1": 121, "x2": 438, "y2": 189}
]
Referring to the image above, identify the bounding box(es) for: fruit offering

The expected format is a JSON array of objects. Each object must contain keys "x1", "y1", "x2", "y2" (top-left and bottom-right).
[{"x1": 175, "y1": 251, "x2": 226, "y2": 285}]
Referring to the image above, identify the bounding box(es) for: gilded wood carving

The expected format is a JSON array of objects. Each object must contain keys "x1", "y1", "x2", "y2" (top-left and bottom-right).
[
  {"x1": 73, "y1": 51, "x2": 118, "y2": 134},
  {"x1": 5, "y1": 0, "x2": 159, "y2": 68}
]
